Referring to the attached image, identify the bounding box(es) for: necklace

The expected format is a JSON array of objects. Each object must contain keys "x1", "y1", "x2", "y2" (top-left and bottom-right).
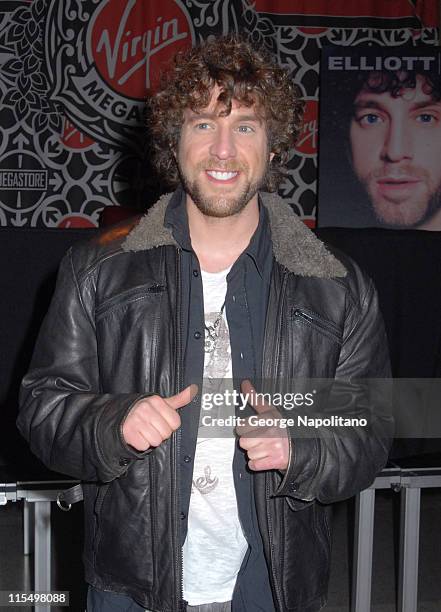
[{"x1": 204, "y1": 301, "x2": 226, "y2": 353}]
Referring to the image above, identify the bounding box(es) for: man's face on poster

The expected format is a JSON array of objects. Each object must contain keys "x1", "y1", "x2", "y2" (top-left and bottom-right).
[{"x1": 349, "y1": 75, "x2": 441, "y2": 229}]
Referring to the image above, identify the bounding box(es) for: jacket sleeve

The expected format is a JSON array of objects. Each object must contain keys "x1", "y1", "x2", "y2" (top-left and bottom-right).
[
  {"x1": 275, "y1": 273, "x2": 394, "y2": 507},
  {"x1": 17, "y1": 248, "x2": 150, "y2": 483}
]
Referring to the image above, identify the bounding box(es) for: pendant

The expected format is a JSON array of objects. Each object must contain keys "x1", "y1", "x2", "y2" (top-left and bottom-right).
[{"x1": 204, "y1": 327, "x2": 216, "y2": 353}]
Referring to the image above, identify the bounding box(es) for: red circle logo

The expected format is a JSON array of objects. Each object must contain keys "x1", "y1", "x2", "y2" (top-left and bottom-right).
[
  {"x1": 295, "y1": 99, "x2": 318, "y2": 156},
  {"x1": 61, "y1": 118, "x2": 95, "y2": 150},
  {"x1": 90, "y1": 0, "x2": 192, "y2": 98}
]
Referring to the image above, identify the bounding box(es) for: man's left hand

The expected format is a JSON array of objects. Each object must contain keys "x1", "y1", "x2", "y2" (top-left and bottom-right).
[{"x1": 236, "y1": 380, "x2": 290, "y2": 472}]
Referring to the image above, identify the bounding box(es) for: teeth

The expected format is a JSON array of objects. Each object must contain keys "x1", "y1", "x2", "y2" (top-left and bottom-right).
[{"x1": 207, "y1": 170, "x2": 238, "y2": 181}]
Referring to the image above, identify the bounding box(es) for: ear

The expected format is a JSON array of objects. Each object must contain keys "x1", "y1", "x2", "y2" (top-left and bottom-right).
[{"x1": 270, "y1": 152, "x2": 275, "y2": 162}]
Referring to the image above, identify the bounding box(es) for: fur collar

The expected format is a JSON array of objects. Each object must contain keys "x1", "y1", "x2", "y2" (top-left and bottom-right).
[{"x1": 122, "y1": 191, "x2": 346, "y2": 278}]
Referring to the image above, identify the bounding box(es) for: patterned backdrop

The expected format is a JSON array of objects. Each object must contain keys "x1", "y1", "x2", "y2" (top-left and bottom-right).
[{"x1": 0, "y1": 0, "x2": 438, "y2": 228}]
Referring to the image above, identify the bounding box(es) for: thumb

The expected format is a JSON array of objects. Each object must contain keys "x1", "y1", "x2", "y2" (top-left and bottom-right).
[
  {"x1": 167, "y1": 384, "x2": 198, "y2": 410},
  {"x1": 240, "y1": 379, "x2": 269, "y2": 414}
]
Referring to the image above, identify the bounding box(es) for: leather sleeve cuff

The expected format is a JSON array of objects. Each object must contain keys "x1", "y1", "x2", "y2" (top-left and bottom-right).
[
  {"x1": 95, "y1": 394, "x2": 153, "y2": 481},
  {"x1": 274, "y1": 433, "x2": 320, "y2": 502}
]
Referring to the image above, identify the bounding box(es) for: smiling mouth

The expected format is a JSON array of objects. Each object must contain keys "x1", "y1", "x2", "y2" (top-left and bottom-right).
[{"x1": 206, "y1": 170, "x2": 239, "y2": 182}]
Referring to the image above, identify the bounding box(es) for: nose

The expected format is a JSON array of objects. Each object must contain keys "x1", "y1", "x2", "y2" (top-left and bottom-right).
[
  {"x1": 381, "y1": 119, "x2": 412, "y2": 163},
  {"x1": 209, "y1": 124, "x2": 236, "y2": 160}
]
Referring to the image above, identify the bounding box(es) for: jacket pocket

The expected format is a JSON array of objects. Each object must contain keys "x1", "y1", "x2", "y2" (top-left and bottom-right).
[
  {"x1": 93, "y1": 468, "x2": 156, "y2": 587},
  {"x1": 95, "y1": 283, "x2": 166, "y2": 320},
  {"x1": 313, "y1": 502, "x2": 332, "y2": 572},
  {"x1": 94, "y1": 482, "x2": 111, "y2": 516},
  {"x1": 93, "y1": 483, "x2": 111, "y2": 563},
  {"x1": 280, "y1": 501, "x2": 331, "y2": 610},
  {"x1": 291, "y1": 307, "x2": 343, "y2": 345}
]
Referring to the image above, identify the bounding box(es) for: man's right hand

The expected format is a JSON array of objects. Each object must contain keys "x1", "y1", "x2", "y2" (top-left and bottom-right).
[{"x1": 122, "y1": 384, "x2": 197, "y2": 451}]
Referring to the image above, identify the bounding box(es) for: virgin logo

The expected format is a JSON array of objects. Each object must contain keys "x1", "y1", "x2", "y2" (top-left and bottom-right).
[
  {"x1": 296, "y1": 99, "x2": 318, "y2": 156},
  {"x1": 90, "y1": 0, "x2": 192, "y2": 98},
  {"x1": 61, "y1": 118, "x2": 95, "y2": 151}
]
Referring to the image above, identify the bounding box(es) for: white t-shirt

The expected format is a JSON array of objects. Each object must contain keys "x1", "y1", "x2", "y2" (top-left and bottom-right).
[{"x1": 182, "y1": 267, "x2": 248, "y2": 605}]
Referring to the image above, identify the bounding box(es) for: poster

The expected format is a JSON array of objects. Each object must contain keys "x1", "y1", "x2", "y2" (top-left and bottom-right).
[{"x1": 318, "y1": 46, "x2": 441, "y2": 230}]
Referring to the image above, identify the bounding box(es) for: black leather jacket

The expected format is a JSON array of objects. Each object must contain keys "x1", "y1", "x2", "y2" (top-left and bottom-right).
[{"x1": 18, "y1": 192, "x2": 392, "y2": 612}]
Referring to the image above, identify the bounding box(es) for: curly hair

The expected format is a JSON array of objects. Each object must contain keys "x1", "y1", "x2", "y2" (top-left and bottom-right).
[
  {"x1": 357, "y1": 69, "x2": 441, "y2": 100},
  {"x1": 327, "y1": 62, "x2": 441, "y2": 141},
  {"x1": 147, "y1": 35, "x2": 304, "y2": 192}
]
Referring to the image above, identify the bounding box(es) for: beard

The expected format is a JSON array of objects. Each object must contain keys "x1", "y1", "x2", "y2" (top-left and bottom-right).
[
  {"x1": 178, "y1": 158, "x2": 271, "y2": 218},
  {"x1": 358, "y1": 165, "x2": 441, "y2": 228},
  {"x1": 370, "y1": 189, "x2": 441, "y2": 228}
]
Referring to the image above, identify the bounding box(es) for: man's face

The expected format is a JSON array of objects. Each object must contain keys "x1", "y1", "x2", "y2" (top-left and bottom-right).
[
  {"x1": 349, "y1": 75, "x2": 441, "y2": 228},
  {"x1": 176, "y1": 86, "x2": 273, "y2": 218}
]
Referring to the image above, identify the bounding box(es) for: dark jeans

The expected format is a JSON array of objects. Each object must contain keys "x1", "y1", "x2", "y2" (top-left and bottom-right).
[{"x1": 87, "y1": 586, "x2": 232, "y2": 612}]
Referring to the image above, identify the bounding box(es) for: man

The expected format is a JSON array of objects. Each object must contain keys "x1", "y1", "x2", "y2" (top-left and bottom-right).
[
  {"x1": 18, "y1": 36, "x2": 392, "y2": 612},
  {"x1": 349, "y1": 70, "x2": 441, "y2": 229}
]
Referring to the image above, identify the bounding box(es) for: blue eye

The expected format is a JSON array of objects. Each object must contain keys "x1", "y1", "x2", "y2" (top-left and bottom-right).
[
  {"x1": 417, "y1": 113, "x2": 435, "y2": 123},
  {"x1": 360, "y1": 113, "x2": 381, "y2": 125},
  {"x1": 195, "y1": 123, "x2": 211, "y2": 130},
  {"x1": 237, "y1": 125, "x2": 254, "y2": 133}
]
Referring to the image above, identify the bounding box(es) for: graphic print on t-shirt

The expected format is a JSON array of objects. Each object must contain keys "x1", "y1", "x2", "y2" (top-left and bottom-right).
[
  {"x1": 192, "y1": 306, "x2": 231, "y2": 495},
  {"x1": 192, "y1": 446, "x2": 219, "y2": 494},
  {"x1": 203, "y1": 308, "x2": 231, "y2": 410},
  {"x1": 182, "y1": 267, "x2": 248, "y2": 606}
]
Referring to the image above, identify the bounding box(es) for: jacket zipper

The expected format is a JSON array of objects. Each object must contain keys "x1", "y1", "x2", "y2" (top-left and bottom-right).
[
  {"x1": 292, "y1": 308, "x2": 342, "y2": 343},
  {"x1": 95, "y1": 283, "x2": 166, "y2": 318},
  {"x1": 173, "y1": 249, "x2": 185, "y2": 611},
  {"x1": 265, "y1": 476, "x2": 283, "y2": 612},
  {"x1": 263, "y1": 270, "x2": 287, "y2": 612}
]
